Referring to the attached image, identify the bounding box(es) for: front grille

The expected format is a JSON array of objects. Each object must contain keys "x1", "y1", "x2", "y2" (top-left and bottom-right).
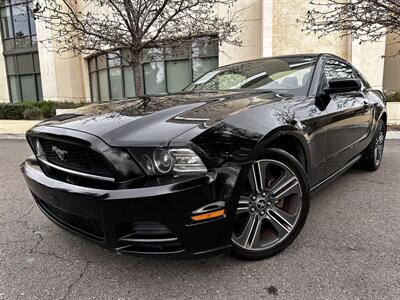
[
  {"x1": 38, "y1": 138, "x2": 113, "y2": 177},
  {"x1": 34, "y1": 195, "x2": 105, "y2": 240}
]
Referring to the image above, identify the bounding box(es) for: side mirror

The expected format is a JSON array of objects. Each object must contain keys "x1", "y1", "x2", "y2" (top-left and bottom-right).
[{"x1": 324, "y1": 78, "x2": 362, "y2": 94}]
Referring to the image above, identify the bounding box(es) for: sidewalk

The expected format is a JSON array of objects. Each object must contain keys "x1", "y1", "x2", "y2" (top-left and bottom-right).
[{"x1": 0, "y1": 120, "x2": 41, "y2": 139}]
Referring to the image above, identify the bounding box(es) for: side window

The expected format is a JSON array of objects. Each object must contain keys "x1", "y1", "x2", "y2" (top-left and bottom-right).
[{"x1": 323, "y1": 59, "x2": 356, "y2": 80}]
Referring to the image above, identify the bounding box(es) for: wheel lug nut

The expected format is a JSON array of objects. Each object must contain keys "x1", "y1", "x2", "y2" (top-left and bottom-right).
[
  {"x1": 267, "y1": 201, "x2": 272, "y2": 206},
  {"x1": 261, "y1": 192, "x2": 266, "y2": 197},
  {"x1": 260, "y1": 211, "x2": 265, "y2": 216},
  {"x1": 251, "y1": 195, "x2": 256, "y2": 201},
  {"x1": 250, "y1": 207, "x2": 255, "y2": 212}
]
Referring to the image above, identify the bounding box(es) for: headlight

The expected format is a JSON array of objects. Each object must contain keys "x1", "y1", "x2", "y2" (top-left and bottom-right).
[
  {"x1": 131, "y1": 148, "x2": 207, "y2": 176},
  {"x1": 153, "y1": 149, "x2": 173, "y2": 174}
]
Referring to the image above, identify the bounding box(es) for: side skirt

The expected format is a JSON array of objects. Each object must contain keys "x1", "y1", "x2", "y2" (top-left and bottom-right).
[{"x1": 310, "y1": 154, "x2": 362, "y2": 195}]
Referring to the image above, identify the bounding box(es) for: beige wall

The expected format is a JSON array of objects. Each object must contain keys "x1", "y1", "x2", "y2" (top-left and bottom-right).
[
  {"x1": 349, "y1": 38, "x2": 386, "y2": 89},
  {"x1": 271, "y1": 0, "x2": 349, "y2": 59},
  {"x1": 218, "y1": 0, "x2": 262, "y2": 66},
  {"x1": 35, "y1": 0, "x2": 88, "y2": 103},
  {"x1": 0, "y1": 28, "x2": 10, "y2": 102},
  {"x1": 383, "y1": 34, "x2": 400, "y2": 92}
]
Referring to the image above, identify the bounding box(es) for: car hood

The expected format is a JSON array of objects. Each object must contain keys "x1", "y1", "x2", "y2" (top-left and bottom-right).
[{"x1": 37, "y1": 91, "x2": 292, "y2": 147}]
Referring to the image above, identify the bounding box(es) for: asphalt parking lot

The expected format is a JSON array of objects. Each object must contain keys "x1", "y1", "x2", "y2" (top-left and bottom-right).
[{"x1": 1, "y1": 139, "x2": 399, "y2": 299}]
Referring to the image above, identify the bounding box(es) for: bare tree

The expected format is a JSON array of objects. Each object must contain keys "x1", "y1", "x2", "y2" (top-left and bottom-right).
[
  {"x1": 300, "y1": 0, "x2": 400, "y2": 54},
  {"x1": 33, "y1": 0, "x2": 242, "y2": 95}
]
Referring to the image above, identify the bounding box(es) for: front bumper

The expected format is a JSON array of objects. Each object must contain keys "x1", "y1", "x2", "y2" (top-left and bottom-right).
[{"x1": 21, "y1": 157, "x2": 240, "y2": 257}]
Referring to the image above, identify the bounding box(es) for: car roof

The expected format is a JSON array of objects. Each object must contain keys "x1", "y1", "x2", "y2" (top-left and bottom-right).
[{"x1": 221, "y1": 53, "x2": 344, "y2": 67}]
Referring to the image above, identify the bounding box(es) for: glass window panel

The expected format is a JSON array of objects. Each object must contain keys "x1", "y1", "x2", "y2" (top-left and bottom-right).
[
  {"x1": 20, "y1": 75, "x2": 36, "y2": 101},
  {"x1": 12, "y1": 4, "x2": 29, "y2": 37},
  {"x1": 108, "y1": 52, "x2": 120, "y2": 67},
  {"x1": 4, "y1": 39, "x2": 14, "y2": 50},
  {"x1": 142, "y1": 48, "x2": 164, "y2": 62},
  {"x1": 17, "y1": 54, "x2": 34, "y2": 74},
  {"x1": 144, "y1": 62, "x2": 166, "y2": 94},
  {"x1": 90, "y1": 72, "x2": 99, "y2": 101},
  {"x1": 9, "y1": 75, "x2": 21, "y2": 102},
  {"x1": 15, "y1": 36, "x2": 30, "y2": 49},
  {"x1": 192, "y1": 57, "x2": 218, "y2": 80},
  {"x1": 89, "y1": 57, "x2": 96, "y2": 72},
  {"x1": 36, "y1": 74, "x2": 42, "y2": 100},
  {"x1": 6, "y1": 56, "x2": 17, "y2": 75},
  {"x1": 28, "y1": 2, "x2": 36, "y2": 34},
  {"x1": 192, "y1": 39, "x2": 218, "y2": 57},
  {"x1": 33, "y1": 53, "x2": 40, "y2": 72},
  {"x1": 98, "y1": 69, "x2": 109, "y2": 101},
  {"x1": 123, "y1": 67, "x2": 135, "y2": 97},
  {"x1": 166, "y1": 60, "x2": 191, "y2": 93},
  {"x1": 165, "y1": 46, "x2": 190, "y2": 60},
  {"x1": 97, "y1": 55, "x2": 107, "y2": 69},
  {"x1": 1, "y1": 7, "x2": 13, "y2": 38},
  {"x1": 109, "y1": 67, "x2": 123, "y2": 100}
]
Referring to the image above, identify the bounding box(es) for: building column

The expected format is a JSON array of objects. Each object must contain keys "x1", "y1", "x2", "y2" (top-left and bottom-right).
[
  {"x1": 261, "y1": 0, "x2": 273, "y2": 57},
  {"x1": 348, "y1": 36, "x2": 386, "y2": 90},
  {"x1": 35, "y1": 1, "x2": 89, "y2": 103},
  {"x1": 0, "y1": 25, "x2": 10, "y2": 103},
  {"x1": 218, "y1": 0, "x2": 263, "y2": 66},
  {"x1": 382, "y1": 33, "x2": 400, "y2": 92}
]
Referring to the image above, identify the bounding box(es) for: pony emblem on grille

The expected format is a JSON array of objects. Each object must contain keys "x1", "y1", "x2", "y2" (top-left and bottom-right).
[{"x1": 51, "y1": 145, "x2": 68, "y2": 161}]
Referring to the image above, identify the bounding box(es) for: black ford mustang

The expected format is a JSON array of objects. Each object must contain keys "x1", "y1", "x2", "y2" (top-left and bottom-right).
[{"x1": 21, "y1": 54, "x2": 386, "y2": 260}]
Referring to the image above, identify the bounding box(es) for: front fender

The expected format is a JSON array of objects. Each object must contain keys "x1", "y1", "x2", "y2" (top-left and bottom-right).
[{"x1": 249, "y1": 126, "x2": 311, "y2": 174}]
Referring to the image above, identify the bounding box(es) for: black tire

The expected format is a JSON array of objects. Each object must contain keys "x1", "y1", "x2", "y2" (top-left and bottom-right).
[
  {"x1": 231, "y1": 148, "x2": 310, "y2": 260},
  {"x1": 359, "y1": 119, "x2": 386, "y2": 171}
]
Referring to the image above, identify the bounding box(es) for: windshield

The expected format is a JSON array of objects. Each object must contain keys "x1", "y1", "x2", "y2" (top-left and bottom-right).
[{"x1": 184, "y1": 57, "x2": 317, "y2": 96}]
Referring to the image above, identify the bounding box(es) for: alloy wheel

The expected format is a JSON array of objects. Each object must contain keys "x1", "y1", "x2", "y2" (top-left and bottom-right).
[
  {"x1": 374, "y1": 124, "x2": 385, "y2": 166},
  {"x1": 232, "y1": 159, "x2": 303, "y2": 251}
]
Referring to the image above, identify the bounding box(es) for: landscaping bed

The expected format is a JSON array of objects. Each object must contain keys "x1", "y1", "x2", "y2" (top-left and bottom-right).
[
  {"x1": 0, "y1": 101, "x2": 87, "y2": 120},
  {"x1": 388, "y1": 125, "x2": 400, "y2": 131}
]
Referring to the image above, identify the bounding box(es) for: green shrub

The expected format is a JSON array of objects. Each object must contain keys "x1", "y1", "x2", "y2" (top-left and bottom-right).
[
  {"x1": 0, "y1": 101, "x2": 87, "y2": 120},
  {"x1": 36, "y1": 101, "x2": 56, "y2": 118},
  {"x1": 385, "y1": 91, "x2": 400, "y2": 102},
  {"x1": 0, "y1": 103, "x2": 26, "y2": 119},
  {"x1": 23, "y1": 106, "x2": 43, "y2": 120}
]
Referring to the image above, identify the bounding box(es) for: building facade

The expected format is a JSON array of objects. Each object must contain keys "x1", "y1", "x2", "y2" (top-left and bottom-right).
[{"x1": 0, "y1": 0, "x2": 399, "y2": 103}]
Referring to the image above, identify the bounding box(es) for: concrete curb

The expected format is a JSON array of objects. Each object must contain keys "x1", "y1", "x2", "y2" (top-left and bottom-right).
[
  {"x1": 386, "y1": 131, "x2": 400, "y2": 140},
  {"x1": 0, "y1": 134, "x2": 26, "y2": 140},
  {"x1": 1, "y1": 132, "x2": 400, "y2": 140}
]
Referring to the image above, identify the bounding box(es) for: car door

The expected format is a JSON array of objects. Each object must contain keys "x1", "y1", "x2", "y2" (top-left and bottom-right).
[{"x1": 322, "y1": 58, "x2": 373, "y2": 176}]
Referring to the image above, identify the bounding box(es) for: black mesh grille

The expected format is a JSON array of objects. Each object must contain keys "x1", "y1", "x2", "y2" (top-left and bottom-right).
[
  {"x1": 38, "y1": 138, "x2": 113, "y2": 177},
  {"x1": 35, "y1": 196, "x2": 105, "y2": 240},
  {"x1": 131, "y1": 221, "x2": 174, "y2": 238}
]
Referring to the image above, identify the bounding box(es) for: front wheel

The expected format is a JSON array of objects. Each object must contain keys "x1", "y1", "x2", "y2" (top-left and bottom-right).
[{"x1": 231, "y1": 149, "x2": 310, "y2": 260}]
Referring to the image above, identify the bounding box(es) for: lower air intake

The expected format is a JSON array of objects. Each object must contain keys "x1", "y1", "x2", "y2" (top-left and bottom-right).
[
  {"x1": 116, "y1": 221, "x2": 184, "y2": 254},
  {"x1": 34, "y1": 194, "x2": 105, "y2": 240}
]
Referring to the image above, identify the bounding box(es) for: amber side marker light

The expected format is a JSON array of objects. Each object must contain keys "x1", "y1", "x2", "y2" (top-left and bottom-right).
[{"x1": 191, "y1": 209, "x2": 225, "y2": 221}]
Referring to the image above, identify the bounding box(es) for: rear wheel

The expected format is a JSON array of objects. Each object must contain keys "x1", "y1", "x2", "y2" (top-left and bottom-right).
[
  {"x1": 359, "y1": 119, "x2": 386, "y2": 171},
  {"x1": 231, "y1": 149, "x2": 309, "y2": 260}
]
